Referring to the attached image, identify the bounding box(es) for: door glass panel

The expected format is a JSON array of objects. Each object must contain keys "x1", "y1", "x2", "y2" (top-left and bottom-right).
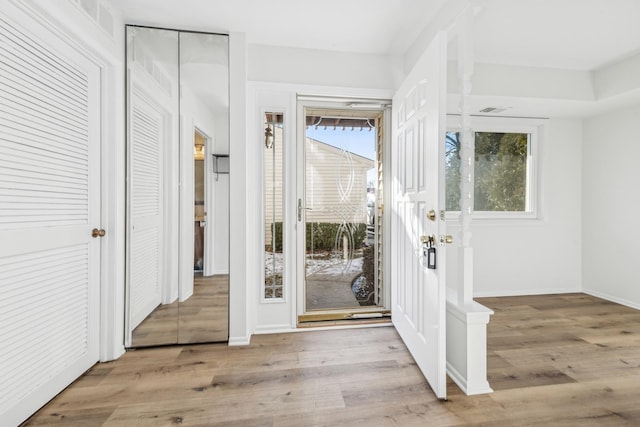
[
  {"x1": 264, "y1": 112, "x2": 284, "y2": 299},
  {"x1": 303, "y1": 108, "x2": 382, "y2": 311}
]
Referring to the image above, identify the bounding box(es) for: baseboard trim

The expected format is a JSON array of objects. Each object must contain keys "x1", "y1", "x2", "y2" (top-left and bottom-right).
[
  {"x1": 447, "y1": 362, "x2": 494, "y2": 396},
  {"x1": 474, "y1": 287, "x2": 580, "y2": 298},
  {"x1": 584, "y1": 289, "x2": 640, "y2": 310},
  {"x1": 227, "y1": 336, "x2": 251, "y2": 346},
  {"x1": 254, "y1": 325, "x2": 295, "y2": 334}
]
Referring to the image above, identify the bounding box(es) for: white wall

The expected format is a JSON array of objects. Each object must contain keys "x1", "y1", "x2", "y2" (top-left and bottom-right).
[
  {"x1": 448, "y1": 119, "x2": 583, "y2": 297},
  {"x1": 211, "y1": 104, "x2": 230, "y2": 275},
  {"x1": 583, "y1": 105, "x2": 640, "y2": 309},
  {"x1": 248, "y1": 44, "x2": 402, "y2": 90},
  {"x1": 212, "y1": 173, "x2": 230, "y2": 275},
  {"x1": 448, "y1": 62, "x2": 594, "y2": 102},
  {"x1": 243, "y1": 40, "x2": 400, "y2": 335},
  {"x1": 592, "y1": 52, "x2": 640, "y2": 100}
]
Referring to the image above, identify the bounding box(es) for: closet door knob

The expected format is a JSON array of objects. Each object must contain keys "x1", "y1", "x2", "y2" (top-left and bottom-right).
[{"x1": 92, "y1": 228, "x2": 106, "y2": 238}]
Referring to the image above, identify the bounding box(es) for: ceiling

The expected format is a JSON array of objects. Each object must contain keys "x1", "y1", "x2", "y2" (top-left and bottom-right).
[
  {"x1": 112, "y1": 0, "x2": 640, "y2": 72},
  {"x1": 473, "y1": 0, "x2": 640, "y2": 71},
  {"x1": 114, "y1": 0, "x2": 640, "y2": 117},
  {"x1": 112, "y1": 0, "x2": 447, "y2": 56}
]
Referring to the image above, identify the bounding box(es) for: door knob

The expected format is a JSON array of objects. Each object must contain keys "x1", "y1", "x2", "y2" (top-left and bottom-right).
[
  {"x1": 420, "y1": 234, "x2": 435, "y2": 245},
  {"x1": 92, "y1": 228, "x2": 106, "y2": 238}
]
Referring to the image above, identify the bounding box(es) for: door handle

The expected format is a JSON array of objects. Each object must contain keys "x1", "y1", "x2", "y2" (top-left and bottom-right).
[
  {"x1": 297, "y1": 199, "x2": 312, "y2": 221},
  {"x1": 420, "y1": 235, "x2": 435, "y2": 246},
  {"x1": 92, "y1": 228, "x2": 106, "y2": 238}
]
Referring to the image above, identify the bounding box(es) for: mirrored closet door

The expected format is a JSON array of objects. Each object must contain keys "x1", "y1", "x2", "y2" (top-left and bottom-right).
[{"x1": 125, "y1": 26, "x2": 229, "y2": 347}]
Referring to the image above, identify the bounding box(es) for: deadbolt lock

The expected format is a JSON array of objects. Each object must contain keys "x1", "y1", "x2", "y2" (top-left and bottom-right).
[
  {"x1": 439, "y1": 234, "x2": 453, "y2": 245},
  {"x1": 427, "y1": 210, "x2": 436, "y2": 221}
]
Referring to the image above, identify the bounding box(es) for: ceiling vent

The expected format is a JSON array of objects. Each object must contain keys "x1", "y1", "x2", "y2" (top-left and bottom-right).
[{"x1": 478, "y1": 107, "x2": 509, "y2": 114}]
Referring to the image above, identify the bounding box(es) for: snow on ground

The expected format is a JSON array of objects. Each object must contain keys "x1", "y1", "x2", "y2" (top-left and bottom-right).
[{"x1": 265, "y1": 251, "x2": 363, "y2": 277}]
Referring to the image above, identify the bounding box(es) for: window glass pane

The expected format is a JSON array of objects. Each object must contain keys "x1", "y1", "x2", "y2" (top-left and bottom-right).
[
  {"x1": 445, "y1": 131, "x2": 530, "y2": 212},
  {"x1": 264, "y1": 112, "x2": 284, "y2": 299},
  {"x1": 474, "y1": 132, "x2": 528, "y2": 211},
  {"x1": 445, "y1": 131, "x2": 461, "y2": 211}
]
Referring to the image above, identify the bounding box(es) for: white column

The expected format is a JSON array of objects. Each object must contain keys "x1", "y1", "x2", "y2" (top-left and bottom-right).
[
  {"x1": 457, "y1": 6, "x2": 475, "y2": 307},
  {"x1": 228, "y1": 32, "x2": 251, "y2": 345},
  {"x1": 445, "y1": 3, "x2": 494, "y2": 396}
]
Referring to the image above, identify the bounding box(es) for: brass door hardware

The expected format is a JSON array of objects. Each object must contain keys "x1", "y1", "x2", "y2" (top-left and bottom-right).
[
  {"x1": 439, "y1": 234, "x2": 453, "y2": 245},
  {"x1": 92, "y1": 228, "x2": 106, "y2": 238},
  {"x1": 420, "y1": 234, "x2": 435, "y2": 246}
]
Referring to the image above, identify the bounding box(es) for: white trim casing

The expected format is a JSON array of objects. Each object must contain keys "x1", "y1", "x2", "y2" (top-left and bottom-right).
[
  {"x1": 259, "y1": 104, "x2": 288, "y2": 304},
  {"x1": 446, "y1": 115, "x2": 546, "y2": 221},
  {"x1": 247, "y1": 82, "x2": 393, "y2": 335},
  {"x1": 228, "y1": 32, "x2": 251, "y2": 345}
]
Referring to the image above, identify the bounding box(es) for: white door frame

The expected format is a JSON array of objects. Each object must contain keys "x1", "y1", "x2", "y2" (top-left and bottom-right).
[
  {"x1": 295, "y1": 97, "x2": 392, "y2": 319},
  {"x1": 247, "y1": 83, "x2": 393, "y2": 334},
  {"x1": 196, "y1": 126, "x2": 214, "y2": 277}
]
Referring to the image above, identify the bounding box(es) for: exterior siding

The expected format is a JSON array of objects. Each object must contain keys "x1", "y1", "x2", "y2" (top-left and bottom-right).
[{"x1": 264, "y1": 126, "x2": 373, "y2": 246}]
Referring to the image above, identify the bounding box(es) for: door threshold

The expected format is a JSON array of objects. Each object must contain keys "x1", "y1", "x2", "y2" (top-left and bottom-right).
[
  {"x1": 297, "y1": 317, "x2": 391, "y2": 328},
  {"x1": 297, "y1": 309, "x2": 391, "y2": 324}
]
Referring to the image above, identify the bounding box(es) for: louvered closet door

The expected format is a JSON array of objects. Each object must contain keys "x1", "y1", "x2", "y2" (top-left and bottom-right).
[
  {"x1": 0, "y1": 11, "x2": 100, "y2": 426},
  {"x1": 128, "y1": 90, "x2": 163, "y2": 330}
]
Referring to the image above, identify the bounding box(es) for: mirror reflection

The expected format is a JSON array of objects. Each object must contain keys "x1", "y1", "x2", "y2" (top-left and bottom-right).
[{"x1": 125, "y1": 26, "x2": 229, "y2": 347}]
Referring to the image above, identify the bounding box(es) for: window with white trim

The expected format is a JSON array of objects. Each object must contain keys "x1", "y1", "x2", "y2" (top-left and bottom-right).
[{"x1": 446, "y1": 117, "x2": 539, "y2": 218}]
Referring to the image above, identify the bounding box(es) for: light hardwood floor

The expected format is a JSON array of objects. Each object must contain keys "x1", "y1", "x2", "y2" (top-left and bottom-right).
[
  {"x1": 131, "y1": 274, "x2": 228, "y2": 347},
  {"x1": 23, "y1": 293, "x2": 640, "y2": 426}
]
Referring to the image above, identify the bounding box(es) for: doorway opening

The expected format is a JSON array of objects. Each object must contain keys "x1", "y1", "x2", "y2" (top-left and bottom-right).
[
  {"x1": 298, "y1": 104, "x2": 389, "y2": 323},
  {"x1": 194, "y1": 129, "x2": 206, "y2": 273}
]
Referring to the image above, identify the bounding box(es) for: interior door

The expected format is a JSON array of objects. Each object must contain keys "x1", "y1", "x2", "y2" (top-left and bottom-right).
[
  {"x1": 127, "y1": 89, "x2": 165, "y2": 330},
  {"x1": 0, "y1": 10, "x2": 100, "y2": 425},
  {"x1": 391, "y1": 31, "x2": 448, "y2": 398}
]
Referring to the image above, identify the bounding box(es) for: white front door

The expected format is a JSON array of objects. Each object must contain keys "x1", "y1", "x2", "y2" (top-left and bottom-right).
[
  {"x1": 391, "y1": 31, "x2": 448, "y2": 399},
  {"x1": 0, "y1": 8, "x2": 101, "y2": 425}
]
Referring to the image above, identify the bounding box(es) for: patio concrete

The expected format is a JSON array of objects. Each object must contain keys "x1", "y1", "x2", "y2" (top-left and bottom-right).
[{"x1": 305, "y1": 257, "x2": 363, "y2": 310}]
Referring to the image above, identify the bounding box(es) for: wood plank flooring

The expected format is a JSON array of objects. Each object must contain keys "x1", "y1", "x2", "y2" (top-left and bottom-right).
[
  {"x1": 23, "y1": 293, "x2": 640, "y2": 426},
  {"x1": 131, "y1": 274, "x2": 228, "y2": 347}
]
